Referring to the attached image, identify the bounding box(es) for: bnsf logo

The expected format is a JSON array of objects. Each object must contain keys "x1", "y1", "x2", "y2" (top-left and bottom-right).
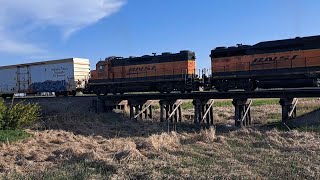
[
  {"x1": 129, "y1": 66, "x2": 156, "y2": 72},
  {"x1": 127, "y1": 66, "x2": 156, "y2": 75},
  {"x1": 251, "y1": 55, "x2": 298, "y2": 65}
]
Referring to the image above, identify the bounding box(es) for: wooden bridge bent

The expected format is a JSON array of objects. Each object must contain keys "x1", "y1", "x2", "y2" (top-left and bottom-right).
[{"x1": 96, "y1": 88, "x2": 320, "y2": 127}]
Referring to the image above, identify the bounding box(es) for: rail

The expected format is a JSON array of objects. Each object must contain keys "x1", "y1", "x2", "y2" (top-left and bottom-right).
[
  {"x1": 99, "y1": 88, "x2": 320, "y2": 101},
  {"x1": 10, "y1": 88, "x2": 320, "y2": 102}
]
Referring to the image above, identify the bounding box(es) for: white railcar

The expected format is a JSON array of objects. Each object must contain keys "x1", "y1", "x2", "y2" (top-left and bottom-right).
[{"x1": 0, "y1": 58, "x2": 90, "y2": 98}]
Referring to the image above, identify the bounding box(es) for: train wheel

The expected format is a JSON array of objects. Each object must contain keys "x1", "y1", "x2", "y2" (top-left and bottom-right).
[
  {"x1": 179, "y1": 87, "x2": 186, "y2": 93},
  {"x1": 216, "y1": 86, "x2": 228, "y2": 92},
  {"x1": 215, "y1": 80, "x2": 229, "y2": 92},
  {"x1": 96, "y1": 91, "x2": 102, "y2": 96},
  {"x1": 244, "y1": 80, "x2": 257, "y2": 91},
  {"x1": 159, "y1": 87, "x2": 168, "y2": 93},
  {"x1": 71, "y1": 91, "x2": 77, "y2": 96},
  {"x1": 110, "y1": 87, "x2": 117, "y2": 95},
  {"x1": 314, "y1": 79, "x2": 320, "y2": 87},
  {"x1": 217, "y1": 88, "x2": 229, "y2": 92}
]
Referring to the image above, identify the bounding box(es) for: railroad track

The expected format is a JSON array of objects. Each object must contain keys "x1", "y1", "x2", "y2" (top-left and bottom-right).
[
  {"x1": 7, "y1": 94, "x2": 97, "y2": 100},
  {"x1": 100, "y1": 88, "x2": 320, "y2": 101},
  {"x1": 5, "y1": 88, "x2": 320, "y2": 101}
]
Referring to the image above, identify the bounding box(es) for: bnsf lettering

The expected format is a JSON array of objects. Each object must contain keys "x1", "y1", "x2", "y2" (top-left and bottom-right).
[
  {"x1": 127, "y1": 66, "x2": 157, "y2": 75},
  {"x1": 129, "y1": 66, "x2": 156, "y2": 72},
  {"x1": 251, "y1": 55, "x2": 298, "y2": 65}
]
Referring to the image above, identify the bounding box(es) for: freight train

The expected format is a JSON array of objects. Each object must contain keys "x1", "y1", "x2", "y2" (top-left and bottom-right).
[
  {"x1": 1, "y1": 35, "x2": 320, "y2": 97},
  {"x1": 89, "y1": 35, "x2": 320, "y2": 94}
]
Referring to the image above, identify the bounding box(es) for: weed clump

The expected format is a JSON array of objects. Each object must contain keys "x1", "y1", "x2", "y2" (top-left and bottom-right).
[
  {"x1": 197, "y1": 127, "x2": 216, "y2": 143},
  {"x1": 0, "y1": 98, "x2": 41, "y2": 130},
  {"x1": 147, "y1": 132, "x2": 181, "y2": 151}
]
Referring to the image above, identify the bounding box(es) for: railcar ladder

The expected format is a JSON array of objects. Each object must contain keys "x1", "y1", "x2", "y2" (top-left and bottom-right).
[{"x1": 17, "y1": 66, "x2": 31, "y2": 93}]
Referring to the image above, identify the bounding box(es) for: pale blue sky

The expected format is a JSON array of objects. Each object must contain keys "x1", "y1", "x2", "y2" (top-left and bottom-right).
[{"x1": 0, "y1": 0, "x2": 319, "y2": 69}]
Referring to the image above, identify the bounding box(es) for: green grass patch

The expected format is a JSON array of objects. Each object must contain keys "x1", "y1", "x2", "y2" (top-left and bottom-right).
[
  {"x1": 181, "y1": 102, "x2": 194, "y2": 110},
  {"x1": 252, "y1": 99, "x2": 279, "y2": 106},
  {"x1": 214, "y1": 101, "x2": 233, "y2": 107},
  {"x1": 213, "y1": 99, "x2": 280, "y2": 107},
  {"x1": 180, "y1": 99, "x2": 280, "y2": 110},
  {"x1": 0, "y1": 129, "x2": 32, "y2": 144},
  {"x1": 180, "y1": 101, "x2": 233, "y2": 110}
]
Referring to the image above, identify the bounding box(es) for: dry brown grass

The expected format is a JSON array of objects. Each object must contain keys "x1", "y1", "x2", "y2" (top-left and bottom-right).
[
  {"x1": 1, "y1": 125, "x2": 319, "y2": 179},
  {"x1": 0, "y1": 98, "x2": 320, "y2": 179}
]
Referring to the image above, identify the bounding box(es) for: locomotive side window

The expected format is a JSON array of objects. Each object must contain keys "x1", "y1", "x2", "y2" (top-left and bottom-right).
[{"x1": 99, "y1": 65, "x2": 104, "y2": 71}]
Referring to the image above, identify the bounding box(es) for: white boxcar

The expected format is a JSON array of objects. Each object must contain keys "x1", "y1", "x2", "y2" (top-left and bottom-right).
[{"x1": 0, "y1": 58, "x2": 90, "y2": 97}]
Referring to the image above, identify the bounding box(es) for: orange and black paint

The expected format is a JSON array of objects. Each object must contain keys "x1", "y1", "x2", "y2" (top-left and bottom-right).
[
  {"x1": 89, "y1": 51, "x2": 200, "y2": 94},
  {"x1": 210, "y1": 35, "x2": 320, "y2": 91}
]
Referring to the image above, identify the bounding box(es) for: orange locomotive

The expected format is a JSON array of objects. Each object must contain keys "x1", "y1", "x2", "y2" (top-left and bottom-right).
[
  {"x1": 210, "y1": 35, "x2": 320, "y2": 91},
  {"x1": 89, "y1": 51, "x2": 200, "y2": 95}
]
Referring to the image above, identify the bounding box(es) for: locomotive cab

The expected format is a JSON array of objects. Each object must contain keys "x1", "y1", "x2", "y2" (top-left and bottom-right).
[{"x1": 91, "y1": 58, "x2": 113, "y2": 80}]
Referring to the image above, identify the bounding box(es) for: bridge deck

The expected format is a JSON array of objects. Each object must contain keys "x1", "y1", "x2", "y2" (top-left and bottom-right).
[{"x1": 99, "y1": 88, "x2": 320, "y2": 101}]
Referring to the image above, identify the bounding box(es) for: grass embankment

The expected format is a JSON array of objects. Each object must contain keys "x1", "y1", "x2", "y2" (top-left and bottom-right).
[
  {"x1": 3, "y1": 127, "x2": 319, "y2": 179},
  {"x1": 1, "y1": 98, "x2": 320, "y2": 179}
]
